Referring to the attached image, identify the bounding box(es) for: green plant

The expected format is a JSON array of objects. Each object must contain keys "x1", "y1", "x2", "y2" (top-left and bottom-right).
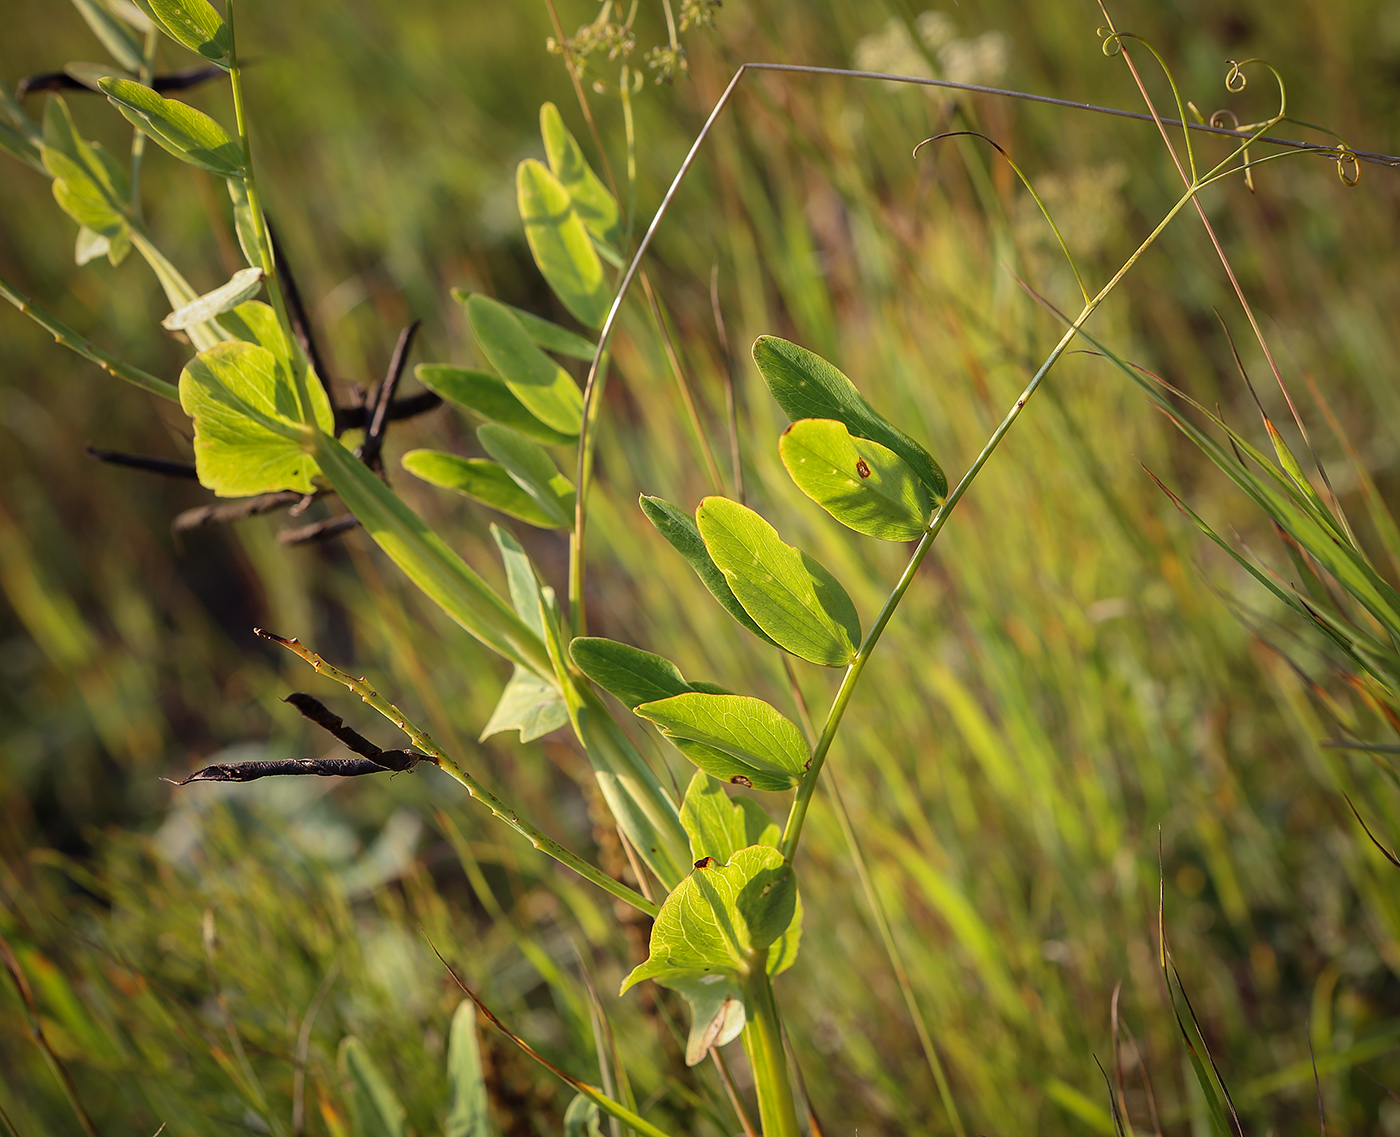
[{"x1": 2, "y1": 1, "x2": 1394, "y2": 1133}]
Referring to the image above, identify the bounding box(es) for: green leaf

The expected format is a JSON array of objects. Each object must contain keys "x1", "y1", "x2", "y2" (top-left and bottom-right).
[
  {"x1": 635, "y1": 692, "x2": 810, "y2": 792},
  {"x1": 446, "y1": 1002, "x2": 495, "y2": 1137},
  {"x1": 226, "y1": 176, "x2": 260, "y2": 267},
  {"x1": 0, "y1": 119, "x2": 45, "y2": 174},
  {"x1": 695, "y1": 496, "x2": 860, "y2": 666},
  {"x1": 311, "y1": 431, "x2": 556, "y2": 680},
  {"x1": 70, "y1": 0, "x2": 145, "y2": 71},
  {"x1": 75, "y1": 226, "x2": 111, "y2": 265},
  {"x1": 162, "y1": 266, "x2": 263, "y2": 330},
  {"x1": 563, "y1": 1095, "x2": 603, "y2": 1137},
  {"x1": 143, "y1": 0, "x2": 231, "y2": 66},
  {"x1": 680, "y1": 771, "x2": 780, "y2": 863},
  {"x1": 491, "y1": 525, "x2": 546, "y2": 638},
  {"x1": 569, "y1": 637, "x2": 691, "y2": 710},
  {"x1": 753, "y1": 336, "x2": 947, "y2": 500},
  {"x1": 451, "y1": 289, "x2": 597, "y2": 361},
  {"x1": 338, "y1": 1036, "x2": 407, "y2": 1137},
  {"x1": 179, "y1": 340, "x2": 325, "y2": 497},
  {"x1": 402, "y1": 450, "x2": 561, "y2": 529},
  {"x1": 540, "y1": 102, "x2": 623, "y2": 247},
  {"x1": 98, "y1": 77, "x2": 243, "y2": 176},
  {"x1": 42, "y1": 97, "x2": 128, "y2": 236},
  {"x1": 477, "y1": 424, "x2": 575, "y2": 528},
  {"x1": 780, "y1": 417, "x2": 931, "y2": 540},
  {"x1": 481, "y1": 667, "x2": 569, "y2": 742},
  {"x1": 214, "y1": 300, "x2": 334, "y2": 428},
  {"x1": 51, "y1": 170, "x2": 126, "y2": 236},
  {"x1": 517, "y1": 158, "x2": 610, "y2": 329},
  {"x1": 415, "y1": 364, "x2": 576, "y2": 445},
  {"x1": 670, "y1": 975, "x2": 746, "y2": 1066},
  {"x1": 465, "y1": 294, "x2": 584, "y2": 436},
  {"x1": 639, "y1": 495, "x2": 781, "y2": 649},
  {"x1": 621, "y1": 845, "x2": 801, "y2": 993}
]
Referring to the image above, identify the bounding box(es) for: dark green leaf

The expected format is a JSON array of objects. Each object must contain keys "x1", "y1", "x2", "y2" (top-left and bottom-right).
[
  {"x1": 780, "y1": 417, "x2": 931, "y2": 540},
  {"x1": 680, "y1": 771, "x2": 780, "y2": 863},
  {"x1": 415, "y1": 364, "x2": 576, "y2": 445},
  {"x1": 639, "y1": 495, "x2": 780, "y2": 649},
  {"x1": 517, "y1": 158, "x2": 610, "y2": 329},
  {"x1": 753, "y1": 336, "x2": 947, "y2": 499},
  {"x1": 540, "y1": 101, "x2": 623, "y2": 246},
  {"x1": 99, "y1": 77, "x2": 242, "y2": 176},
  {"x1": 569, "y1": 637, "x2": 691, "y2": 709},
  {"x1": 144, "y1": 0, "x2": 231, "y2": 66},
  {"x1": 402, "y1": 450, "x2": 562, "y2": 529},
  {"x1": 477, "y1": 424, "x2": 575, "y2": 529},
  {"x1": 695, "y1": 496, "x2": 860, "y2": 666},
  {"x1": 635, "y1": 692, "x2": 810, "y2": 792},
  {"x1": 465, "y1": 294, "x2": 583, "y2": 436}
]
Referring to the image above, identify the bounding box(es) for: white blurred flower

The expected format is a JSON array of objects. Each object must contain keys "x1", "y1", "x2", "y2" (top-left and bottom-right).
[
  {"x1": 853, "y1": 16, "x2": 932, "y2": 79},
  {"x1": 937, "y1": 30, "x2": 1008, "y2": 87}
]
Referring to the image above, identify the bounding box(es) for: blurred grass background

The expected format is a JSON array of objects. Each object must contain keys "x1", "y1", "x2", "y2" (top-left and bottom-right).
[{"x1": 4, "y1": 0, "x2": 1400, "y2": 1133}]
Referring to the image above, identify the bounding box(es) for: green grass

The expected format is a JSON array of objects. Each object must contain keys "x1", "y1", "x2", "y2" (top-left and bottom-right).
[{"x1": 4, "y1": 1, "x2": 1400, "y2": 1133}]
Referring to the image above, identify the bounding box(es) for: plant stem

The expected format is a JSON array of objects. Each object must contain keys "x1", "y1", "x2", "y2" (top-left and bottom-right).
[
  {"x1": 128, "y1": 23, "x2": 158, "y2": 222},
  {"x1": 224, "y1": 0, "x2": 313, "y2": 424},
  {"x1": 741, "y1": 957, "x2": 801, "y2": 1137}
]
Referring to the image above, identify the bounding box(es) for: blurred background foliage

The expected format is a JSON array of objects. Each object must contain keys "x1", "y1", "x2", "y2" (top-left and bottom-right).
[{"x1": 4, "y1": 0, "x2": 1400, "y2": 1132}]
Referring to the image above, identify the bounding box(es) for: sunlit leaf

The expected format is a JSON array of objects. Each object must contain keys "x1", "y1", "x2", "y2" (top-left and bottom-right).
[
  {"x1": 569, "y1": 637, "x2": 691, "y2": 709},
  {"x1": 481, "y1": 667, "x2": 569, "y2": 742},
  {"x1": 142, "y1": 0, "x2": 231, "y2": 66},
  {"x1": 415, "y1": 364, "x2": 576, "y2": 445},
  {"x1": 477, "y1": 424, "x2": 575, "y2": 529},
  {"x1": 517, "y1": 158, "x2": 610, "y2": 329},
  {"x1": 465, "y1": 294, "x2": 584, "y2": 436},
  {"x1": 680, "y1": 771, "x2": 781, "y2": 863},
  {"x1": 780, "y1": 417, "x2": 931, "y2": 540},
  {"x1": 635, "y1": 691, "x2": 810, "y2": 792},
  {"x1": 753, "y1": 335, "x2": 947, "y2": 500},
  {"x1": 639, "y1": 495, "x2": 780, "y2": 649},
  {"x1": 215, "y1": 300, "x2": 333, "y2": 428},
  {"x1": 99, "y1": 77, "x2": 243, "y2": 176},
  {"x1": 162, "y1": 266, "x2": 263, "y2": 330},
  {"x1": 451, "y1": 289, "x2": 597, "y2": 361},
  {"x1": 402, "y1": 450, "x2": 561, "y2": 529},
  {"x1": 695, "y1": 496, "x2": 860, "y2": 666},
  {"x1": 42, "y1": 97, "x2": 127, "y2": 237},
  {"x1": 540, "y1": 101, "x2": 623, "y2": 246}
]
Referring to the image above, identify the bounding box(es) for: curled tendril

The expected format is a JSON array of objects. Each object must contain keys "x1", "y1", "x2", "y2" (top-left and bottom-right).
[
  {"x1": 913, "y1": 130, "x2": 1090, "y2": 305},
  {"x1": 1334, "y1": 143, "x2": 1360, "y2": 186},
  {"x1": 1225, "y1": 60, "x2": 1247, "y2": 93},
  {"x1": 1223, "y1": 58, "x2": 1287, "y2": 121},
  {"x1": 1097, "y1": 26, "x2": 1125, "y2": 57},
  {"x1": 1208, "y1": 109, "x2": 1255, "y2": 192}
]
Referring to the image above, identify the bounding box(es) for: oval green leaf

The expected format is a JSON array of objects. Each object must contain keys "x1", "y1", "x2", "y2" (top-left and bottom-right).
[
  {"x1": 540, "y1": 102, "x2": 623, "y2": 246},
  {"x1": 402, "y1": 450, "x2": 561, "y2": 529},
  {"x1": 695, "y1": 496, "x2": 860, "y2": 666},
  {"x1": 753, "y1": 336, "x2": 947, "y2": 500},
  {"x1": 143, "y1": 0, "x2": 231, "y2": 66},
  {"x1": 99, "y1": 77, "x2": 242, "y2": 176},
  {"x1": 465, "y1": 294, "x2": 584, "y2": 436},
  {"x1": 415, "y1": 364, "x2": 576, "y2": 445},
  {"x1": 569, "y1": 637, "x2": 691, "y2": 710},
  {"x1": 780, "y1": 418, "x2": 932, "y2": 540},
  {"x1": 635, "y1": 691, "x2": 810, "y2": 792},
  {"x1": 639, "y1": 495, "x2": 780, "y2": 649},
  {"x1": 680, "y1": 771, "x2": 781, "y2": 863},
  {"x1": 477, "y1": 423, "x2": 574, "y2": 529},
  {"x1": 517, "y1": 158, "x2": 610, "y2": 329}
]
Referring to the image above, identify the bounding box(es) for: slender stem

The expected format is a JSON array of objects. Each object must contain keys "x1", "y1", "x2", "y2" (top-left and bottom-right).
[
  {"x1": 741, "y1": 958, "x2": 801, "y2": 1137},
  {"x1": 128, "y1": 24, "x2": 158, "y2": 222},
  {"x1": 224, "y1": 1, "x2": 313, "y2": 424}
]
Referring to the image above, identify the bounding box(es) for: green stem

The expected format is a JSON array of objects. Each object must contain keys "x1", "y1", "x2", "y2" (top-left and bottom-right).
[
  {"x1": 128, "y1": 24, "x2": 158, "y2": 221},
  {"x1": 741, "y1": 957, "x2": 800, "y2": 1137},
  {"x1": 224, "y1": 0, "x2": 312, "y2": 423}
]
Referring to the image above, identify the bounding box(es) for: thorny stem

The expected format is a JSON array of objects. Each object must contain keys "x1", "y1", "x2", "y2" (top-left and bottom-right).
[
  {"x1": 258, "y1": 630, "x2": 660, "y2": 918},
  {"x1": 225, "y1": 1, "x2": 314, "y2": 426}
]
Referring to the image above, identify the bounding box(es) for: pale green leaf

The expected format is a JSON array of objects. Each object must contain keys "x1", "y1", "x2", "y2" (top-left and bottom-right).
[
  {"x1": 162, "y1": 266, "x2": 263, "y2": 330},
  {"x1": 569, "y1": 637, "x2": 690, "y2": 709},
  {"x1": 621, "y1": 845, "x2": 800, "y2": 991},
  {"x1": 214, "y1": 300, "x2": 334, "y2": 431},
  {"x1": 179, "y1": 340, "x2": 321, "y2": 497},
  {"x1": 226, "y1": 176, "x2": 260, "y2": 267},
  {"x1": 563, "y1": 1095, "x2": 602, "y2": 1137},
  {"x1": 51, "y1": 172, "x2": 126, "y2": 236},
  {"x1": 780, "y1": 417, "x2": 931, "y2": 540},
  {"x1": 680, "y1": 771, "x2": 780, "y2": 863},
  {"x1": 144, "y1": 0, "x2": 231, "y2": 66},
  {"x1": 465, "y1": 294, "x2": 584, "y2": 436},
  {"x1": 696, "y1": 496, "x2": 860, "y2": 666},
  {"x1": 446, "y1": 1002, "x2": 495, "y2": 1137},
  {"x1": 338, "y1": 1036, "x2": 406, "y2": 1137},
  {"x1": 42, "y1": 97, "x2": 127, "y2": 235},
  {"x1": 636, "y1": 691, "x2": 809, "y2": 792},
  {"x1": 753, "y1": 336, "x2": 947, "y2": 500},
  {"x1": 481, "y1": 668, "x2": 569, "y2": 742},
  {"x1": 491, "y1": 525, "x2": 546, "y2": 638},
  {"x1": 477, "y1": 423, "x2": 575, "y2": 529},
  {"x1": 415, "y1": 364, "x2": 576, "y2": 445},
  {"x1": 517, "y1": 158, "x2": 610, "y2": 329},
  {"x1": 639, "y1": 495, "x2": 781, "y2": 648},
  {"x1": 99, "y1": 77, "x2": 242, "y2": 176},
  {"x1": 540, "y1": 102, "x2": 623, "y2": 246},
  {"x1": 402, "y1": 450, "x2": 561, "y2": 529},
  {"x1": 450, "y1": 289, "x2": 597, "y2": 361},
  {"x1": 75, "y1": 226, "x2": 111, "y2": 266},
  {"x1": 70, "y1": 0, "x2": 144, "y2": 70},
  {"x1": 671, "y1": 974, "x2": 746, "y2": 1066}
]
